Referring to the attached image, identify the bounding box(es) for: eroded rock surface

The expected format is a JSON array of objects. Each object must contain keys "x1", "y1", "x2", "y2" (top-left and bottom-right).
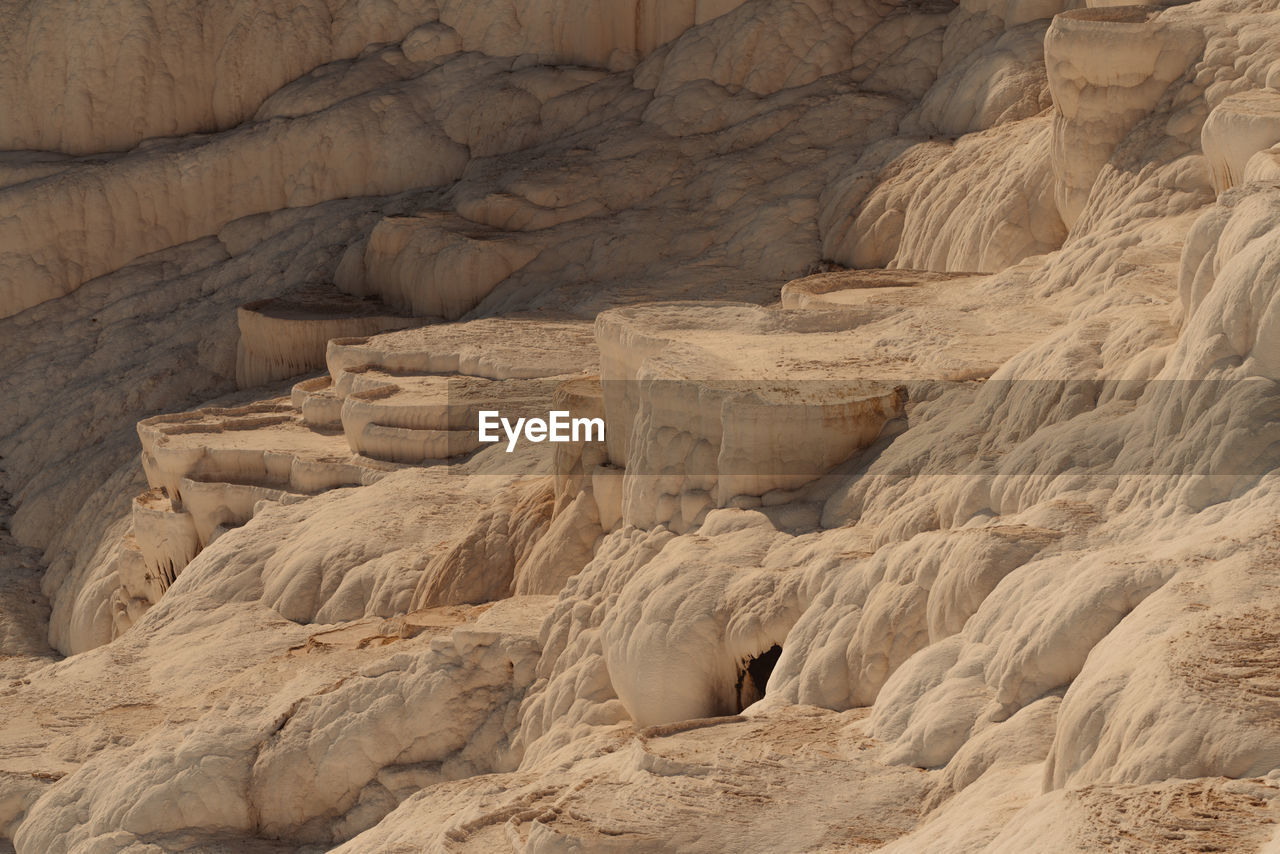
[{"x1": 4, "y1": 0, "x2": 1280, "y2": 851}]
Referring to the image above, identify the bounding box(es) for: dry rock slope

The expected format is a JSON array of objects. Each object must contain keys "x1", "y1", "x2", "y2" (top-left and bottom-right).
[{"x1": 2, "y1": 0, "x2": 1280, "y2": 851}]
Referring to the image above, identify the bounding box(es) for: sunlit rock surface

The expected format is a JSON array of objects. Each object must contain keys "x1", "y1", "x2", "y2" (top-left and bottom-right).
[
  {"x1": 4, "y1": 0, "x2": 1280, "y2": 850},
  {"x1": 234, "y1": 287, "x2": 416, "y2": 388}
]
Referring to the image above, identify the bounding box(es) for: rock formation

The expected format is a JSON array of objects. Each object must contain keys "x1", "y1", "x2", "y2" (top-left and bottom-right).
[{"x1": 3, "y1": 0, "x2": 1280, "y2": 850}]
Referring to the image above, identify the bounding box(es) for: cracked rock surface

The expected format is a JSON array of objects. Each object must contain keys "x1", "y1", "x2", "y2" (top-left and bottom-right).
[{"x1": 4, "y1": 0, "x2": 1280, "y2": 850}]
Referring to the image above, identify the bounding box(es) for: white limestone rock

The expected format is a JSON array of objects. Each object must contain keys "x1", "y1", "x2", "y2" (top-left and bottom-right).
[
  {"x1": 248, "y1": 597, "x2": 549, "y2": 842},
  {"x1": 600, "y1": 510, "x2": 800, "y2": 725},
  {"x1": 128, "y1": 489, "x2": 198, "y2": 598},
  {"x1": 410, "y1": 477, "x2": 556, "y2": 608},
  {"x1": 904, "y1": 19, "x2": 1052, "y2": 138},
  {"x1": 1202, "y1": 89, "x2": 1280, "y2": 193},
  {"x1": 821, "y1": 116, "x2": 1065, "y2": 272},
  {"x1": 10, "y1": 597, "x2": 550, "y2": 850},
  {"x1": 596, "y1": 303, "x2": 906, "y2": 531},
  {"x1": 234, "y1": 288, "x2": 417, "y2": 388},
  {"x1": 6, "y1": 0, "x2": 1280, "y2": 848},
  {"x1": 0, "y1": 78, "x2": 471, "y2": 319},
  {"x1": 1045, "y1": 6, "x2": 1207, "y2": 226},
  {"x1": 337, "y1": 213, "x2": 541, "y2": 320}
]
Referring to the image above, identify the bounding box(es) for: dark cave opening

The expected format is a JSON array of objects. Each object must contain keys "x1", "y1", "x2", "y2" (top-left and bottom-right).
[{"x1": 735, "y1": 644, "x2": 783, "y2": 712}]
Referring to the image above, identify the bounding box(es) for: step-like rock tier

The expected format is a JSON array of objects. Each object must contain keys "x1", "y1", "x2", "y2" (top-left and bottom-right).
[
  {"x1": 337, "y1": 372, "x2": 557, "y2": 464},
  {"x1": 130, "y1": 489, "x2": 198, "y2": 597},
  {"x1": 236, "y1": 287, "x2": 417, "y2": 388},
  {"x1": 596, "y1": 302, "x2": 906, "y2": 531},
  {"x1": 125, "y1": 315, "x2": 600, "y2": 630},
  {"x1": 1045, "y1": 6, "x2": 1206, "y2": 226},
  {"x1": 780, "y1": 268, "x2": 979, "y2": 310},
  {"x1": 1201, "y1": 89, "x2": 1280, "y2": 193},
  {"x1": 137, "y1": 403, "x2": 392, "y2": 507},
  {"x1": 325, "y1": 317, "x2": 597, "y2": 384}
]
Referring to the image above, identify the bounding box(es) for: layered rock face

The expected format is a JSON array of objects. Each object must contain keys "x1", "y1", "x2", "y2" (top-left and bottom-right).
[{"x1": 4, "y1": 0, "x2": 1280, "y2": 851}]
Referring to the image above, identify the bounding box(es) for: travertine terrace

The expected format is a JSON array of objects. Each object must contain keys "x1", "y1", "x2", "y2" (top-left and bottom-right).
[{"x1": 3, "y1": 0, "x2": 1280, "y2": 851}]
